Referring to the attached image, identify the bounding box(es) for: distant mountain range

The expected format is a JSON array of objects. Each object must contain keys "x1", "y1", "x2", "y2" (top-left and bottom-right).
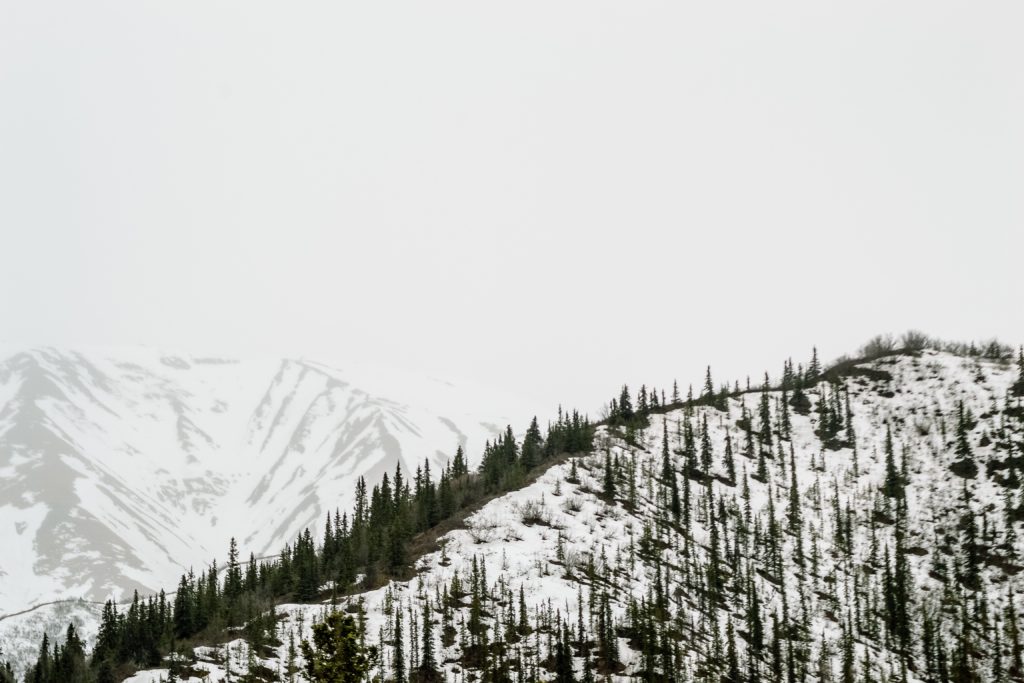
[{"x1": 0, "y1": 348, "x2": 525, "y2": 617}]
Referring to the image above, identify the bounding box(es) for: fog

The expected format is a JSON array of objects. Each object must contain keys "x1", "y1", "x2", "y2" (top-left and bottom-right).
[{"x1": 2, "y1": 0, "x2": 1022, "y2": 412}]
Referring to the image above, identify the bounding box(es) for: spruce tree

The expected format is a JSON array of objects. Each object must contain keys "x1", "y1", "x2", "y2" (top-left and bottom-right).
[
  {"x1": 301, "y1": 611, "x2": 372, "y2": 683},
  {"x1": 419, "y1": 597, "x2": 438, "y2": 680},
  {"x1": 520, "y1": 417, "x2": 543, "y2": 470},
  {"x1": 393, "y1": 604, "x2": 406, "y2": 683},
  {"x1": 809, "y1": 346, "x2": 821, "y2": 377},
  {"x1": 882, "y1": 425, "x2": 903, "y2": 499},
  {"x1": 554, "y1": 624, "x2": 574, "y2": 683},
  {"x1": 618, "y1": 385, "x2": 634, "y2": 424},
  {"x1": 956, "y1": 402, "x2": 974, "y2": 461},
  {"x1": 787, "y1": 446, "x2": 802, "y2": 536},
  {"x1": 662, "y1": 420, "x2": 681, "y2": 520},
  {"x1": 451, "y1": 445, "x2": 468, "y2": 478},
  {"x1": 225, "y1": 537, "x2": 243, "y2": 620},
  {"x1": 602, "y1": 449, "x2": 616, "y2": 501},
  {"x1": 758, "y1": 376, "x2": 773, "y2": 448},
  {"x1": 726, "y1": 618, "x2": 740, "y2": 682},
  {"x1": 700, "y1": 413, "x2": 713, "y2": 478},
  {"x1": 723, "y1": 431, "x2": 736, "y2": 484}
]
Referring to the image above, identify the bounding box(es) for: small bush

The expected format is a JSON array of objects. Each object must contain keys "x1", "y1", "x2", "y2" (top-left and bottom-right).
[
  {"x1": 517, "y1": 499, "x2": 552, "y2": 527},
  {"x1": 468, "y1": 527, "x2": 494, "y2": 544},
  {"x1": 860, "y1": 333, "x2": 897, "y2": 357},
  {"x1": 901, "y1": 330, "x2": 930, "y2": 351},
  {"x1": 466, "y1": 517, "x2": 501, "y2": 544},
  {"x1": 562, "y1": 548, "x2": 583, "y2": 575},
  {"x1": 562, "y1": 496, "x2": 584, "y2": 514}
]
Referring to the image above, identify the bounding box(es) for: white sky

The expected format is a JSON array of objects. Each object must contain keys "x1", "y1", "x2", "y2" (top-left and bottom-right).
[{"x1": 1, "y1": 1, "x2": 1022, "y2": 413}]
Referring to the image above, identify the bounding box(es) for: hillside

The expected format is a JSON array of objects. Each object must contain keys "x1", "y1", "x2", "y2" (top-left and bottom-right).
[
  {"x1": 262, "y1": 347, "x2": 1024, "y2": 683},
  {"x1": 11, "y1": 343, "x2": 1024, "y2": 682}
]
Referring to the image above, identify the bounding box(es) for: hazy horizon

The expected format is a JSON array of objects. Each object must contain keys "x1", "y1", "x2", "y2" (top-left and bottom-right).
[{"x1": 2, "y1": 1, "x2": 1022, "y2": 413}]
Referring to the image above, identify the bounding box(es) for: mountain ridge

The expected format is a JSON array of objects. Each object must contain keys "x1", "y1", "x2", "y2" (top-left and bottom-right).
[{"x1": 0, "y1": 347, "x2": 526, "y2": 617}]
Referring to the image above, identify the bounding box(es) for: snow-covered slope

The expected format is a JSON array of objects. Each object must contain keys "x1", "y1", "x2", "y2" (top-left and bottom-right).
[
  {"x1": 0, "y1": 347, "x2": 525, "y2": 623},
  {"x1": 122, "y1": 348, "x2": 1024, "y2": 682}
]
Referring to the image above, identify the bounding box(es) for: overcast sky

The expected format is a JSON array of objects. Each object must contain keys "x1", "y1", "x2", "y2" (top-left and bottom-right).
[{"x1": 1, "y1": 1, "x2": 1022, "y2": 412}]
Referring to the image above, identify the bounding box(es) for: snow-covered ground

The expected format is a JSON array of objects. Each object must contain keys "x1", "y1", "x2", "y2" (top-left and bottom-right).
[{"x1": 122, "y1": 349, "x2": 1024, "y2": 682}]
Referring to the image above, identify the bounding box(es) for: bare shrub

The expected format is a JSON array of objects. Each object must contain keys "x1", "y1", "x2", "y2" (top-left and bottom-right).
[
  {"x1": 562, "y1": 496, "x2": 584, "y2": 514},
  {"x1": 923, "y1": 336, "x2": 1012, "y2": 360},
  {"x1": 901, "y1": 330, "x2": 930, "y2": 351},
  {"x1": 517, "y1": 499, "x2": 552, "y2": 527},
  {"x1": 860, "y1": 333, "x2": 897, "y2": 357},
  {"x1": 466, "y1": 517, "x2": 501, "y2": 544},
  {"x1": 562, "y1": 548, "x2": 583, "y2": 575},
  {"x1": 467, "y1": 527, "x2": 493, "y2": 544}
]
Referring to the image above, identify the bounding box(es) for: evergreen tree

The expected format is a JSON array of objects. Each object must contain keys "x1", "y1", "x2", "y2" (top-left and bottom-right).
[
  {"x1": 300, "y1": 611, "x2": 372, "y2": 683},
  {"x1": 618, "y1": 385, "x2": 634, "y2": 424},
  {"x1": 809, "y1": 347, "x2": 821, "y2": 377},
  {"x1": 419, "y1": 597, "x2": 438, "y2": 680},
  {"x1": 662, "y1": 421, "x2": 680, "y2": 520},
  {"x1": 883, "y1": 425, "x2": 903, "y2": 499},
  {"x1": 952, "y1": 401, "x2": 979, "y2": 481},
  {"x1": 553, "y1": 624, "x2": 574, "y2": 683},
  {"x1": 520, "y1": 417, "x2": 543, "y2": 470},
  {"x1": 394, "y1": 603, "x2": 406, "y2": 683},
  {"x1": 726, "y1": 617, "x2": 740, "y2": 682},
  {"x1": 451, "y1": 445, "x2": 468, "y2": 478},
  {"x1": 602, "y1": 449, "x2": 616, "y2": 501},
  {"x1": 700, "y1": 413, "x2": 713, "y2": 477},
  {"x1": 55, "y1": 624, "x2": 87, "y2": 683},
  {"x1": 787, "y1": 446, "x2": 802, "y2": 536},
  {"x1": 225, "y1": 537, "x2": 243, "y2": 619},
  {"x1": 723, "y1": 431, "x2": 736, "y2": 484}
]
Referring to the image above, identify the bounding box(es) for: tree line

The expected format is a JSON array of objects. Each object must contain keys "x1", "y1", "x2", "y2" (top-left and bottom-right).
[{"x1": 20, "y1": 408, "x2": 594, "y2": 682}]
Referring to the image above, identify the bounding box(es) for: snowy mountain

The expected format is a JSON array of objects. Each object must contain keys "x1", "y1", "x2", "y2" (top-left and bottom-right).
[
  {"x1": 0, "y1": 348, "x2": 526, "y2": 650},
  {"x1": 258, "y1": 350, "x2": 1024, "y2": 679},
  {"x1": 112, "y1": 346, "x2": 1024, "y2": 683},
  {"x1": 8, "y1": 344, "x2": 1024, "y2": 682}
]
